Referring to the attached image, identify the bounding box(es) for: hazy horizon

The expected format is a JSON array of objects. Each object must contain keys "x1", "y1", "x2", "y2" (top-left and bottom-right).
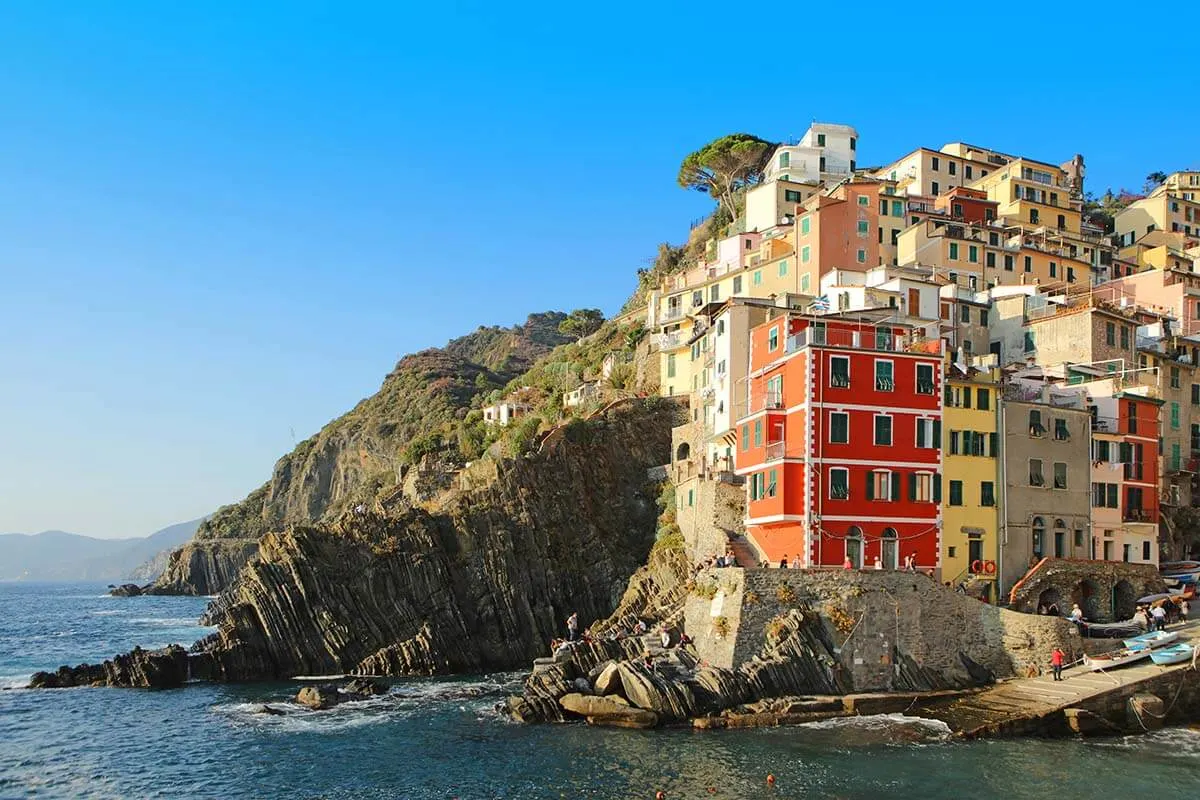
[{"x1": 1, "y1": 3, "x2": 1191, "y2": 538}]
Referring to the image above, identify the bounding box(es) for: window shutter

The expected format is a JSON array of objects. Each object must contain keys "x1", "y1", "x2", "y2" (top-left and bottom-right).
[
  {"x1": 950, "y1": 431, "x2": 959, "y2": 455},
  {"x1": 916, "y1": 422, "x2": 926, "y2": 448},
  {"x1": 933, "y1": 474, "x2": 942, "y2": 503},
  {"x1": 908, "y1": 473, "x2": 917, "y2": 501},
  {"x1": 891, "y1": 474, "x2": 901, "y2": 501},
  {"x1": 933, "y1": 420, "x2": 941, "y2": 447},
  {"x1": 989, "y1": 432, "x2": 998, "y2": 457},
  {"x1": 865, "y1": 472, "x2": 875, "y2": 500},
  {"x1": 963, "y1": 431, "x2": 973, "y2": 453}
]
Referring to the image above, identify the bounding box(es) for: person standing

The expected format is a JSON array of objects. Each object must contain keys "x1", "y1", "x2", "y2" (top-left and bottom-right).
[
  {"x1": 1151, "y1": 603, "x2": 1167, "y2": 631},
  {"x1": 1181, "y1": 598, "x2": 1190, "y2": 624},
  {"x1": 779, "y1": 554, "x2": 789, "y2": 569},
  {"x1": 567, "y1": 611, "x2": 579, "y2": 642},
  {"x1": 873, "y1": 556, "x2": 883, "y2": 570},
  {"x1": 1051, "y1": 647, "x2": 1065, "y2": 681}
]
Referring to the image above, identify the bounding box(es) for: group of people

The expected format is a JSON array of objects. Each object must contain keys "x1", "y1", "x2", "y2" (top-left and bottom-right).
[
  {"x1": 1133, "y1": 599, "x2": 1188, "y2": 631},
  {"x1": 694, "y1": 549, "x2": 738, "y2": 572}
]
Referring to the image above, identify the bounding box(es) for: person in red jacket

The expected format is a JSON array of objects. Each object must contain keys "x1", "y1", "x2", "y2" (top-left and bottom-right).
[{"x1": 1051, "y1": 647, "x2": 1065, "y2": 681}]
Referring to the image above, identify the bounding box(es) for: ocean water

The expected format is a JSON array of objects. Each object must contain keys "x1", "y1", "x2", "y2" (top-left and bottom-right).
[{"x1": 2, "y1": 583, "x2": 1199, "y2": 799}]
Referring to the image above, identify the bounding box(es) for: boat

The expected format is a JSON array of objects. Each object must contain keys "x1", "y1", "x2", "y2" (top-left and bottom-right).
[
  {"x1": 1160, "y1": 561, "x2": 1200, "y2": 573},
  {"x1": 1123, "y1": 630, "x2": 1180, "y2": 650},
  {"x1": 1150, "y1": 644, "x2": 1195, "y2": 666},
  {"x1": 1083, "y1": 647, "x2": 1152, "y2": 671}
]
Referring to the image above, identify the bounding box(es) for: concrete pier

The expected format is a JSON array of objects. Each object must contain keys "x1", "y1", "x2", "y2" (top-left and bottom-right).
[{"x1": 917, "y1": 622, "x2": 1200, "y2": 738}]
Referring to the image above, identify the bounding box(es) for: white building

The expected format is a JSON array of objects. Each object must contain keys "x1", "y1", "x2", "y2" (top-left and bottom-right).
[
  {"x1": 482, "y1": 401, "x2": 530, "y2": 426},
  {"x1": 762, "y1": 122, "x2": 859, "y2": 185}
]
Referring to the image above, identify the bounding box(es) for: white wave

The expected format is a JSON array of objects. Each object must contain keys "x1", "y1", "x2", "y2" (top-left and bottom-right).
[
  {"x1": 90, "y1": 610, "x2": 124, "y2": 616},
  {"x1": 799, "y1": 713, "x2": 953, "y2": 737},
  {"x1": 0, "y1": 673, "x2": 31, "y2": 690},
  {"x1": 211, "y1": 696, "x2": 406, "y2": 733},
  {"x1": 291, "y1": 674, "x2": 352, "y2": 681},
  {"x1": 128, "y1": 617, "x2": 209, "y2": 626},
  {"x1": 1095, "y1": 726, "x2": 1200, "y2": 756}
]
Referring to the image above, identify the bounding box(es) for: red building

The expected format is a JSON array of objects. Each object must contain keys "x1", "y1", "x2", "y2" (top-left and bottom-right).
[{"x1": 734, "y1": 311, "x2": 944, "y2": 570}]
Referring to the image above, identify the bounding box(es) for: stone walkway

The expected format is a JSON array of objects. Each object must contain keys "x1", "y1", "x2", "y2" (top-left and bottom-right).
[{"x1": 921, "y1": 621, "x2": 1198, "y2": 737}]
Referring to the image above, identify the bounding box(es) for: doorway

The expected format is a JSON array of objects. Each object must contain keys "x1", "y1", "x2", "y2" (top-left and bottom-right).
[{"x1": 881, "y1": 528, "x2": 899, "y2": 569}]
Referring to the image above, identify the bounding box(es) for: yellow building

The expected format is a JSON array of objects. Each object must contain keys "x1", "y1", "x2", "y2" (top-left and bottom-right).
[
  {"x1": 969, "y1": 158, "x2": 1082, "y2": 233},
  {"x1": 1114, "y1": 191, "x2": 1200, "y2": 248},
  {"x1": 941, "y1": 359, "x2": 1001, "y2": 600}
]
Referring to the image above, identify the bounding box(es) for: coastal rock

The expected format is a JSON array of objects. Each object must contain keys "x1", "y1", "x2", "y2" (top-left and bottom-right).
[
  {"x1": 343, "y1": 678, "x2": 388, "y2": 696},
  {"x1": 559, "y1": 692, "x2": 658, "y2": 729},
  {"x1": 28, "y1": 645, "x2": 192, "y2": 689},
  {"x1": 108, "y1": 583, "x2": 145, "y2": 597},
  {"x1": 182, "y1": 402, "x2": 676, "y2": 683},
  {"x1": 593, "y1": 662, "x2": 623, "y2": 695},
  {"x1": 296, "y1": 685, "x2": 342, "y2": 710},
  {"x1": 613, "y1": 661, "x2": 697, "y2": 721}
]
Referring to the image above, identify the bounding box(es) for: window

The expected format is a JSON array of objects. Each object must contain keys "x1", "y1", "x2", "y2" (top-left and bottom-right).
[
  {"x1": 981, "y1": 481, "x2": 995, "y2": 507},
  {"x1": 875, "y1": 360, "x2": 894, "y2": 391},
  {"x1": 1128, "y1": 401, "x2": 1138, "y2": 433},
  {"x1": 779, "y1": 152, "x2": 790, "y2": 168},
  {"x1": 800, "y1": 273, "x2": 810, "y2": 292},
  {"x1": 931, "y1": 181, "x2": 939, "y2": 195},
  {"x1": 916, "y1": 364, "x2": 934, "y2": 394},
  {"x1": 1030, "y1": 209, "x2": 1039, "y2": 224},
  {"x1": 830, "y1": 412, "x2": 849, "y2": 444},
  {"x1": 830, "y1": 468, "x2": 849, "y2": 499},
  {"x1": 1120, "y1": 326, "x2": 1129, "y2": 348},
  {"x1": 915, "y1": 418, "x2": 939, "y2": 448},
  {"x1": 766, "y1": 469, "x2": 777, "y2": 498},
  {"x1": 966, "y1": 165, "x2": 973, "y2": 179},
  {"x1": 1192, "y1": 384, "x2": 1199, "y2": 406},
  {"x1": 849, "y1": 137, "x2": 856, "y2": 151},
  {"x1": 986, "y1": 252, "x2": 996, "y2": 268},
  {"x1": 801, "y1": 217, "x2": 811, "y2": 235},
  {"x1": 749, "y1": 473, "x2": 764, "y2": 501},
  {"x1": 969, "y1": 245, "x2": 978, "y2": 263},
  {"x1": 874, "y1": 415, "x2": 893, "y2": 446},
  {"x1": 857, "y1": 195, "x2": 869, "y2": 207},
  {"x1": 1171, "y1": 367, "x2": 1181, "y2": 388},
  {"x1": 857, "y1": 220, "x2": 869, "y2": 235},
  {"x1": 1029, "y1": 410, "x2": 1045, "y2": 437},
  {"x1": 768, "y1": 326, "x2": 779, "y2": 351},
  {"x1": 666, "y1": 354, "x2": 676, "y2": 378},
  {"x1": 949, "y1": 480, "x2": 963, "y2": 506},
  {"x1": 733, "y1": 276, "x2": 742, "y2": 294},
  {"x1": 1172, "y1": 402, "x2": 1181, "y2": 430},
  {"x1": 1030, "y1": 458, "x2": 1045, "y2": 486},
  {"x1": 949, "y1": 243, "x2": 959, "y2": 260},
  {"x1": 1053, "y1": 462, "x2": 1067, "y2": 489},
  {"x1": 948, "y1": 161, "x2": 957, "y2": 176},
  {"x1": 931, "y1": 156, "x2": 940, "y2": 171},
  {"x1": 1054, "y1": 418, "x2": 1070, "y2": 441},
  {"x1": 856, "y1": 249, "x2": 866, "y2": 264},
  {"x1": 1143, "y1": 540, "x2": 1152, "y2": 561},
  {"x1": 778, "y1": 259, "x2": 788, "y2": 277},
  {"x1": 976, "y1": 389, "x2": 990, "y2": 411},
  {"x1": 909, "y1": 473, "x2": 933, "y2": 502},
  {"x1": 879, "y1": 199, "x2": 888, "y2": 215},
  {"x1": 710, "y1": 284, "x2": 720, "y2": 302},
  {"x1": 1004, "y1": 254, "x2": 1014, "y2": 271},
  {"x1": 1032, "y1": 517, "x2": 1045, "y2": 559},
  {"x1": 753, "y1": 270, "x2": 762, "y2": 286},
  {"x1": 831, "y1": 356, "x2": 850, "y2": 388},
  {"x1": 1024, "y1": 255, "x2": 1032, "y2": 272},
  {"x1": 1053, "y1": 519, "x2": 1066, "y2": 557},
  {"x1": 784, "y1": 189, "x2": 802, "y2": 203},
  {"x1": 753, "y1": 420, "x2": 762, "y2": 447},
  {"x1": 960, "y1": 305, "x2": 970, "y2": 323},
  {"x1": 817, "y1": 133, "x2": 826, "y2": 146},
  {"x1": 892, "y1": 200, "x2": 903, "y2": 217},
  {"x1": 1105, "y1": 322, "x2": 1115, "y2": 345},
  {"x1": 867, "y1": 470, "x2": 900, "y2": 502},
  {"x1": 801, "y1": 246, "x2": 811, "y2": 263}
]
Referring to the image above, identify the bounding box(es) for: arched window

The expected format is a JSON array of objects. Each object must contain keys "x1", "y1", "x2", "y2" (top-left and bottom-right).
[
  {"x1": 1053, "y1": 518, "x2": 1067, "y2": 558},
  {"x1": 846, "y1": 526, "x2": 863, "y2": 569},
  {"x1": 881, "y1": 528, "x2": 899, "y2": 569},
  {"x1": 1032, "y1": 516, "x2": 1045, "y2": 560},
  {"x1": 676, "y1": 442, "x2": 690, "y2": 461}
]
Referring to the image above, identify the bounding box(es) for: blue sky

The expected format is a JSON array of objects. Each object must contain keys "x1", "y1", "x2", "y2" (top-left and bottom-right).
[{"x1": 1, "y1": 2, "x2": 1195, "y2": 538}]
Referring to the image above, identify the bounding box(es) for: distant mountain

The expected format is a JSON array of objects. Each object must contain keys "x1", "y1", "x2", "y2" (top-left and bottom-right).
[{"x1": 0, "y1": 519, "x2": 203, "y2": 582}]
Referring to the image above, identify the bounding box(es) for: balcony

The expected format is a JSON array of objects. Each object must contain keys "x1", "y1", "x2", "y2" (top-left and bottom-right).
[
  {"x1": 748, "y1": 390, "x2": 785, "y2": 414},
  {"x1": 1091, "y1": 416, "x2": 1118, "y2": 434},
  {"x1": 765, "y1": 440, "x2": 786, "y2": 461},
  {"x1": 662, "y1": 306, "x2": 685, "y2": 322},
  {"x1": 1123, "y1": 509, "x2": 1153, "y2": 523},
  {"x1": 657, "y1": 331, "x2": 684, "y2": 349}
]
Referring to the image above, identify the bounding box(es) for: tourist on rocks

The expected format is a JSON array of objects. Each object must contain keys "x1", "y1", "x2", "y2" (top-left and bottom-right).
[
  {"x1": 678, "y1": 632, "x2": 693, "y2": 647},
  {"x1": 1051, "y1": 647, "x2": 1065, "y2": 681},
  {"x1": 1068, "y1": 604, "x2": 1084, "y2": 625},
  {"x1": 779, "y1": 554, "x2": 789, "y2": 569},
  {"x1": 660, "y1": 627, "x2": 671, "y2": 649},
  {"x1": 567, "y1": 611, "x2": 579, "y2": 642},
  {"x1": 634, "y1": 619, "x2": 649, "y2": 635},
  {"x1": 873, "y1": 556, "x2": 883, "y2": 570}
]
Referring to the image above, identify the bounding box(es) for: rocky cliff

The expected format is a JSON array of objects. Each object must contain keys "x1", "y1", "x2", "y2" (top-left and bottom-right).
[
  {"x1": 177, "y1": 400, "x2": 679, "y2": 681},
  {"x1": 152, "y1": 313, "x2": 576, "y2": 595}
]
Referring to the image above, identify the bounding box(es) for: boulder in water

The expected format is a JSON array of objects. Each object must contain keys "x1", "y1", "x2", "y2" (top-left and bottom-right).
[
  {"x1": 296, "y1": 685, "x2": 341, "y2": 710},
  {"x1": 342, "y1": 678, "x2": 388, "y2": 697},
  {"x1": 559, "y1": 692, "x2": 659, "y2": 729},
  {"x1": 108, "y1": 584, "x2": 145, "y2": 597}
]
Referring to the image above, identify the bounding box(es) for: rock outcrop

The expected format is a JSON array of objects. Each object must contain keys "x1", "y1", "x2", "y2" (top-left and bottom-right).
[
  {"x1": 28, "y1": 645, "x2": 191, "y2": 689},
  {"x1": 108, "y1": 583, "x2": 145, "y2": 597},
  {"x1": 177, "y1": 401, "x2": 677, "y2": 682}
]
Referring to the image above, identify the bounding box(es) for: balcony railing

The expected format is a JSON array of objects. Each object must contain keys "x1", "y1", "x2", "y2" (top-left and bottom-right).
[
  {"x1": 1123, "y1": 509, "x2": 1153, "y2": 523},
  {"x1": 748, "y1": 390, "x2": 785, "y2": 414},
  {"x1": 656, "y1": 332, "x2": 683, "y2": 349},
  {"x1": 662, "y1": 306, "x2": 685, "y2": 322},
  {"x1": 765, "y1": 441, "x2": 786, "y2": 461}
]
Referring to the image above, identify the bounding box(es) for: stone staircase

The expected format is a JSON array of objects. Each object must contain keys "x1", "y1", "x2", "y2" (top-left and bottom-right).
[{"x1": 727, "y1": 534, "x2": 762, "y2": 569}]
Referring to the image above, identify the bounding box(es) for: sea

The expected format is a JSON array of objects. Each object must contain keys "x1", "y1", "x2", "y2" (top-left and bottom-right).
[{"x1": 1, "y1": 582, "x2": 1199, "y2": 800}]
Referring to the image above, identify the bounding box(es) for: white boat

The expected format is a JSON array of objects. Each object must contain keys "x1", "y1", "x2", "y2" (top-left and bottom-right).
[
  {"x1": 1123, "y1": 630, "x2": 1180, "y2": 650},
  {"x1": 1083, "y1": 647, "x2": 1152, "y2": 671}
]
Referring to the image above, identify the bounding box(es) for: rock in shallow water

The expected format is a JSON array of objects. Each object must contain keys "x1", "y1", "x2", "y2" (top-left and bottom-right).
[{"x1": 559, "y1": 692, "x2": 659, "y2": 729}]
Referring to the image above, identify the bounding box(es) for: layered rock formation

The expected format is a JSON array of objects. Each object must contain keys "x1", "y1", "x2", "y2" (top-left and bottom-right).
[
  {"x1": 151, "y1": 313, "x2": 576, "y2": 596},
  {"x1": 160, "y1": 400, "x2": 677, "y2": 683},
  {"x1": 29, "y1": 646, "x2": 191, "y2": 689}
]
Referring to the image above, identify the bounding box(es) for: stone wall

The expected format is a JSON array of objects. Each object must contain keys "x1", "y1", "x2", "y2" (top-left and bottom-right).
[
  {"x1": 685, "y1": 568, "x2": 1078, "y2": 692},
  {"x1": 1008, "y1": 558, "x2": 1165, "y2": 621}
]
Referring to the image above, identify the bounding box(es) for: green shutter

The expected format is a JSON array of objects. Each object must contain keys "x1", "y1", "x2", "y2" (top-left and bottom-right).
[
  {"x1": 989, "y1": 432, "x2": 998, "y2": 457},
  {"x1": 891, "y1": 474, "x2": 901, "y2": 501},
  {"x1": 865, "y1": 472, "x2": 875, "y2": 500},
  {"x1": 933, "y1": 420, "x2": 942, "y2": 447},
  {"x1": 933, "y1": 474, "x2": 942, "y2": 503},
  {"x1": 908, "y1": 473, "x2": 917, "y2": 501},
  {"x1": 916, "y1": 423, "x2": 926, "y2": 448}
]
